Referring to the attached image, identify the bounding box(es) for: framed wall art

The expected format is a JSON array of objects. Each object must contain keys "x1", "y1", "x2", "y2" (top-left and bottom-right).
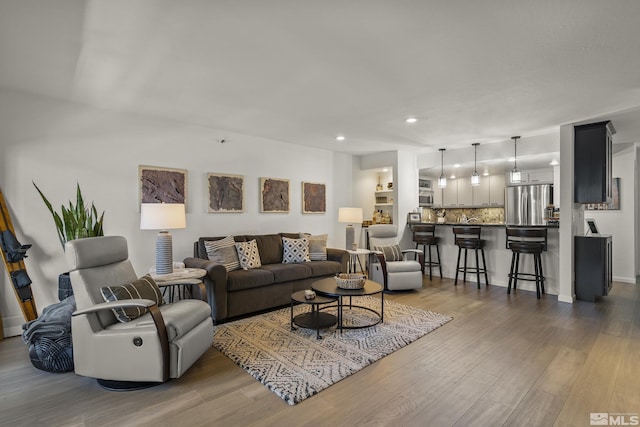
[
  {"x1": 302, "y1": 182, "x2": 326, "y2": 214},
  {"x1": 260, "y1": 177, "x2": 289, "y2": 213},
  {"x1": 139, "y1": 165, "x2": 187, "y2": 205},
  {"x1": 207, "y1": 173, "x2": 244, "y2": 213}
]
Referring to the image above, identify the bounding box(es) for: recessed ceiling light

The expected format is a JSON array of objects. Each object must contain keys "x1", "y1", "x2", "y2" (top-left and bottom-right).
[
  {"x1": 450, "y1": 174, "x2": 456, "y2": 179},
  {"x1": 483, "y1": 171, "x2": 490, "y2": 176},
  {"x1": 454, "y1": 164, "x2": 461, "y2": 168},
  {"x1": 405, "y1": 117, "x2": 418, "y2": 124},
  {"x1": 336, "y1": 135, "x2": 345, "y2": 141},
  {"x1": 549, "y1": 160, "x2": 559, "y2": 165}
]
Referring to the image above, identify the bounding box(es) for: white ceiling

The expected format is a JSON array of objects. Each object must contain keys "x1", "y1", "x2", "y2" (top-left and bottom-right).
[{"x1": 2, "y1": 0, "x2": 640, "y2": 156}]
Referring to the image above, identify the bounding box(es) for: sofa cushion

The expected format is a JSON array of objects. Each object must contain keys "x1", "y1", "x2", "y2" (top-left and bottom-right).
[
  {"x1": 306, "y1": 260, "x2": 343, "y2": 278},
  {"x1": 260, "y1": 263, "x2": 313, "y2": 282},
  {"x1": 100, "y1": 274, "x2": 164, "y2": 323},
  {"x1": 226, "y1": 268, "x2": 275, "y2": 292},
  {"x1": 300, "y1": 233, "x2": 328, "y2": 261},
  {"x1": 204, "y1": 236, "x2": 240, "y2": 272},
  {"x1": 374, "y1": 244, "x2": 403, "y2": 262},
  {"x1": 282, "y1": 237, "x2": 310, "y2": 263},
  {"x1": 245, "y1": 234, "x2": 283, "y2": 265},
  {"x1": 235, "y1": 239, "x2": 262, "y2": 270}
]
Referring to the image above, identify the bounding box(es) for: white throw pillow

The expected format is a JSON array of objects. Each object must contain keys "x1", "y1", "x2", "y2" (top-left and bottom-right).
[
  {"x1": 282, "y1": 237, "x2": 310, "y2": 263},
  {"x1": 235, "y1": 240, "x2": 262, "y2": 270}
]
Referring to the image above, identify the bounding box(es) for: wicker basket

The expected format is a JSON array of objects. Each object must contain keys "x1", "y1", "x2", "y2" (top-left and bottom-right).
[{"x1": 335, "y1": 273, "x2": 366, "y2": 289}]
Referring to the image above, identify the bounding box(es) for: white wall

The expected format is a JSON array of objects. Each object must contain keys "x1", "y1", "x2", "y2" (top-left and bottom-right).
[
  {"x1": 0, "y1": 90, "x2": 353, "y2": 336},
  {"x1": 586, "y1": 146, "x2": 637, "y2": 283}
]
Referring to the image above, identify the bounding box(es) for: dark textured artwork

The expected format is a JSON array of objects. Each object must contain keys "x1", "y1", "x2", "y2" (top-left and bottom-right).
[
  {"x1": 139, "y1": 166, "x2": 187, "y2": 204},
  {"x1": 302, "y1": 182, "x2": 326, "y2": 213},
  {"x1": 260, "y1": 178, "x2": 289, "y2": 212},
  {"x1": 208, "y1": 173, "x2": 244, "y2": 212}
]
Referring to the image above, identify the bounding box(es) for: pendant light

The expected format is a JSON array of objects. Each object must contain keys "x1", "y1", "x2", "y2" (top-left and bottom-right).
[
  {"x1": 510, "y1": 136, "x2": 522, "y2": 183},
  {"x1": 471, "y1": 143, "x2": 480, "y2": 186},
  {"x1": 437, "y1": 148, "x2": 447, "y2": 188}
]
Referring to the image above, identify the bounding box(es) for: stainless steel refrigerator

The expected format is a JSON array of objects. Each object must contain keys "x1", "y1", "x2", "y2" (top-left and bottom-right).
[{"x1": 505, "y1": 184, "x2": 553, "y2": 225}]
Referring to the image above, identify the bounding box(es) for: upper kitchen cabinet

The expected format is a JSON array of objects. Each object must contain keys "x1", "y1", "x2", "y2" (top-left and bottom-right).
[
  {"x1": 574, "y1": 121, "x2": 615, "y2": 203},
  {"x1": 443, "y1": 180, "x2": 458, "y2": 207},
  {"x1": 506, "y1": 168, "x2": 553, "y2": 186},
  {"x1": 456, "y1": 179, "x2": 473, "y2": 207},
  {"x1": 472, "y1": 177, "x2": 490, "y2": 206},
  {"x1": 489, "y1": 174, "x2": 505, "y2": 206},
  {"x1": 473, "y1": 175, "x2": 505, "y2": 207}
]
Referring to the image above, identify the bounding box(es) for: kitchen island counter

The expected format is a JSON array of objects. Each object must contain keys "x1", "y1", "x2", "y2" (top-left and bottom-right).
[
  {"x1": 406, "y1": 223, "x2": 560, "y2": 296},
  {"x1": 412, "y1": 222, "x2": 559, "y2": 228}
]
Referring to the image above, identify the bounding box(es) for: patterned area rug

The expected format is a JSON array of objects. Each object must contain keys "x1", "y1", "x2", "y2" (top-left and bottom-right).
[{"x1": 213, "y1": 296, "x2": 453, "y2": 405}]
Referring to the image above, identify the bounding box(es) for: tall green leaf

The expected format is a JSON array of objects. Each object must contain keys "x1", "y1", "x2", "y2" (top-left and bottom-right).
[{"x1": 33, "y1": 181, "x2": 106, "y2": 250}]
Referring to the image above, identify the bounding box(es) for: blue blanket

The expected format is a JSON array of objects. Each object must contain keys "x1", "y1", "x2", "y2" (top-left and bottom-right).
[{"x1": 22, "y1": 296, "x2": 76, "y2": 344}]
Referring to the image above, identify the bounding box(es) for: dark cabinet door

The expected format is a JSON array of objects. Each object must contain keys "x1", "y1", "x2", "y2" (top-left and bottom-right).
[
  {"x1": 575, "y1": 235, "x2": 612, "y2": 302},
  {"x1": 574, "y1": 121, "x2": 615, "y2": 203}
]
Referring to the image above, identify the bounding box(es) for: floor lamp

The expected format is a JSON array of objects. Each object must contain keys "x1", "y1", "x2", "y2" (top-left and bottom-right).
[
  {"x1": 338, "y1": 207, "x2": 363, "y2": 250},
  {"x1": 140, "y1": 203, "x2": 186, "y2": 274}
]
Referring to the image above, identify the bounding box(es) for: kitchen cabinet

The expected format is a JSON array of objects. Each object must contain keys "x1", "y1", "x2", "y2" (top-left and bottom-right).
[
  {"x1": 443, "y1": 181, "x2": 458, "y2": 207},
  {"x1": 489, "y1": 174, "x2": 505, "y2": 206},
  {"x1": 527, "y1": 170, "x2": 554, "y2": 184},
  {"x1": 456, "y1": 179, "x2": 472, "y2": 207},
  {"x1": 575, "y1": 235, "x2": 612, "y2": 301},
  {"x1": 472, "y1": 177, "x2": 490, "y2": 206},
  {"x1": 574, "y1": 121, "x2": 615, "y2": 203},
  {"x1": 433, "y1": 187, "x2": 443, "y2": 208}
]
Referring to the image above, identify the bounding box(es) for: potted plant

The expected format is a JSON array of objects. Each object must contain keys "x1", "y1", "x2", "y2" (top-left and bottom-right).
[{"x1": 33, "y1": 182, "x2": 105, "y2": 300}]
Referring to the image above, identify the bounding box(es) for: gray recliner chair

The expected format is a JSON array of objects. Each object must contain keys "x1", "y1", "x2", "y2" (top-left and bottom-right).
[
  {"x1": 65, "y1": 236, "x2": 213, "y2": 390},
  {"x1": 368, "y1": 224, "x2": 424, "y2": 291}
]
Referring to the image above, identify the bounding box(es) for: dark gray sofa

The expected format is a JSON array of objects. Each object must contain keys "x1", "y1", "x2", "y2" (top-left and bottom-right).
[{"x1": 184, "y1": 233, "x2": 348, "y2": 323}]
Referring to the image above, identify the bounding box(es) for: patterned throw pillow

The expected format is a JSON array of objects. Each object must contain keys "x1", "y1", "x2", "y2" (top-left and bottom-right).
[
  {"x1": 235, "y1": 240, "x2": 262, "y2": 270},
  {"x1": 299, "y1": 233, "x2": 328, "y2": 261},
  {"x1": 101, "y1": 274, "x2": 164, "y2": 323},
  {"x1": 282, "y1": 237, "x2": 310, "y2": 264},
  {"x1": 204, "y1": 236, "x2": 240, "y2": 272},
  {"x1": 374, "y1": 244, "x2": 403, "y2": 262}
]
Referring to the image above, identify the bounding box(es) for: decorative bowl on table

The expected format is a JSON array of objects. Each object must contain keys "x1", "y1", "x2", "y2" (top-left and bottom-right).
[{"x1": 335, "y1": 273, "x2": 366, "y2": 289}]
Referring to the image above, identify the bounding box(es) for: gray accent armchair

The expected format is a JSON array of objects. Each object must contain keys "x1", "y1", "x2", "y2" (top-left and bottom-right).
[
  {"x1": 368, "y1": 224, "x2": 424, "y2": 291},
  {"x1": 65, "y1": 236, "x2": 213, "y2": 389}
]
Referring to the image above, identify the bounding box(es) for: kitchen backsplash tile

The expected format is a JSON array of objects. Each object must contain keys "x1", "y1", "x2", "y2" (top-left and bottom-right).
[{"x1": 422, "y1": 207, "x2": 504, "y2": 224}]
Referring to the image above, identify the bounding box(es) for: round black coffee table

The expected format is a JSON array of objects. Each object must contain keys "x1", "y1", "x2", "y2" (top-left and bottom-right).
[
  {"x1": 312, "y1": 278, "x2": 384, "y2": 333},
  {"x1": 290, "y1": 290, "x2": 338, "y2": 339}
]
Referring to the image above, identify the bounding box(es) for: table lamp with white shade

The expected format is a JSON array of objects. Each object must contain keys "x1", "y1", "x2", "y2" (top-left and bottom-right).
[
  {"x1": 140, "y1": 203, "x2": 186, "y2": 274},
  {"x1": 338, "y1": 207, "x2": 363, "y2": 250}
]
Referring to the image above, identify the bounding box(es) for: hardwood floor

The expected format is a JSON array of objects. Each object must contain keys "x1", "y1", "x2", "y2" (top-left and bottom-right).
[{"x1": 1, "y1": 278, "x2": 638, "y2": 427}]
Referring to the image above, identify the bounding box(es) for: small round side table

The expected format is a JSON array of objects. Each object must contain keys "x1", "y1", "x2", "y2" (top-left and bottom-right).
[
  {"x1": 290, "y1": 291, "x2": 337, "y2": 340},
  {"x1": 150, "y1": 268, "x2": 207, "y2": 302}
]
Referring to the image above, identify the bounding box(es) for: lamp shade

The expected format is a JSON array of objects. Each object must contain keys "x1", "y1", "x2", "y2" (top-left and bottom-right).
[
  {"x1": 338, "y1": 207, "x2": 363, "y2": 224},
  {"x1": 140, "y1": 203, "x2": 186, "y2": 230}
]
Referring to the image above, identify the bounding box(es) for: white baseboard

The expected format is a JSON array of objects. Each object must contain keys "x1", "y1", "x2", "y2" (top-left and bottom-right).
[
  {"x1": 613, "y1": 276, "x2": 637, "y2": 284},
  {"x1": 2, "y1": 314, "x2": 27, "y2": 338}
]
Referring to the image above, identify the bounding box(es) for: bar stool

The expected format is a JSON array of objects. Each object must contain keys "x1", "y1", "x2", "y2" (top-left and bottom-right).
[
  {"x1": 412, "y1": 224, "x2": 442, "y2": 280},
  {"x1": 506, "y1": 228, "x2": 547, "y2": 299},
  {"x1": 453, "y1": 227, "x2": 488, "y2": 288}
]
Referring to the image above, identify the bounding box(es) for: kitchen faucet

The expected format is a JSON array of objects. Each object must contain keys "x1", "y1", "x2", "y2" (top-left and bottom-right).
[{"x1": 460, "y1": 215, "x2": 479, "y2": 224}]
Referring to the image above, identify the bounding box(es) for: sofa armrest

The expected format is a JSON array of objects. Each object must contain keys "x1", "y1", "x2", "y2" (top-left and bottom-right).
[
  {"x1": 183, "y1": 257, "x2": 228, "y2": 322},
  {"x1": 327, "y1": 248, "x2": 349, "y2": 273}
]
